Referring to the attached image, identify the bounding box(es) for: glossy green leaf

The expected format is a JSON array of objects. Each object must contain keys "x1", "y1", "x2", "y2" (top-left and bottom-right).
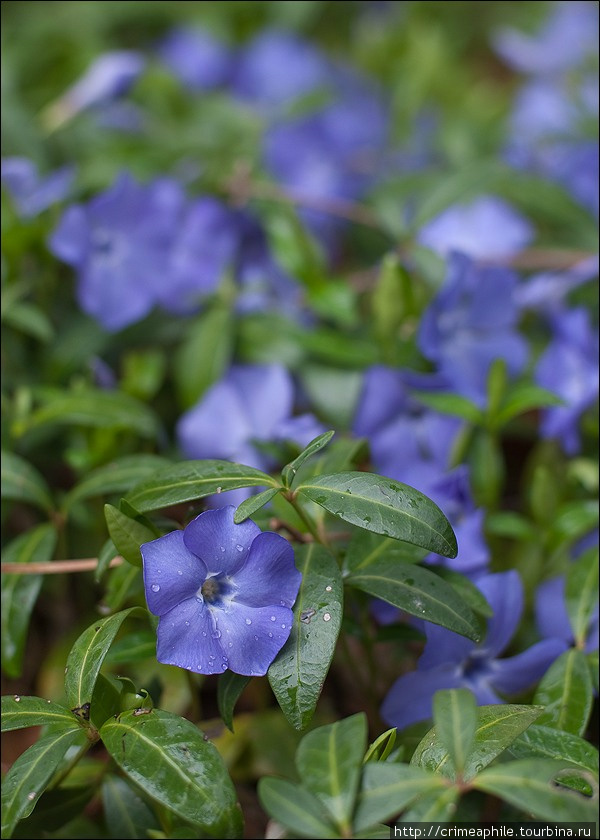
[
  {"x1": 295, "y1": 713, "x2": 367, "y2": 831},
  {"x1": 296, "y1": 471, "x2": 458, "y2": 557},
  {"x1": 233, "y1": 487, "x2": 281, "y2": 524},
  {"x1": 354, "y1": 762, "x2": 444, "y2": 830},
  {"x1": 3, "y1": 301, "x2": 54, "y2": 342},
  {"x1": 11, "y1": 786, "x2": 95, "y2": 837},
  {"x1": 473, "y1": 758, "x2": 598, "y2": 822},
  {"x1": 432, "y1": 688, "x2": 477, "y2": 776},
  {"x1": 1, "y1": 695, "x2": 79, "y2": 732},
  {"x1": 411, "y1": 704, "x2": 544, "y2": 781},
  {"x1": 104, "y1": 504, "x2": 156, "y2": 568},
  {"x1": 428, "y1": 566, "x2": 493, "y2": 618},
  {"x1": 534, "y1": 648, "x2": 593, "y2": 735},
  {"x1": 102, "y1": 774, "x2": 159, "y2": 839},
  {"x1": 257, "y1": 778, "x2": 339, "y2": 839},
  {"x1": 89, "y1": 673, "x2": 123, "y2": 730},
  {"x1": 1, "y1": 726, "x2": 88, "y2": 838},
  {"x1": 343, "y1": 529, "x2": 425, "y2": 575},
  {"x1": 64, "y1": 608, "x2": 144, "y2": 710},
  {"x1": 347, "y1": 558, "x2": 481, "y2": 641},
  {"x1": 1, "y1": 524, "x2": 57, "y2": 678},
  {"x1": 494, "y1": 383, "x2": 564, "y2": 428},
  {"x1": 124, "y1": 460, "x2": 278, "y2": 512},
  {"x1": 95, "y1": 539, "x2": 119, "y2": 582},
  {"x1": 107, "y1": 629, "x2": 156, "y2": 665},
  {"x1": 1, "y1": 451, "x2": 53, "y2": 512},
  {"x1": 363, "y1": 728, "x2": 397, "y2": 764},
  {"x1": 174, "y1": 304, "x2": 234, "y2": 410},
  {"x1": 103, "y1": 562, "x2": 143, "y2": 611},
  {"x1": 269, "y1": 544, "x2": 343, "y2": 730},
  {"x1": 508, "y1": 724, "x2": 598, "y2": 790},
  {"x1": 399, "y1": 787, "x2": 460, "y2": 822},
  {"x1": 217, "y1": 672, "x2": 251, "y2": 732},
  {"x1": 566, "y1": 547, "x2": 599, "y2": 648},
  {"x1": 100, "y1": 709, "x2": 243, "y2": 838},
  {"x1": 62, "y1": 455, "x2": 171, "y2": 512},
  {"x1": 15, "y1": 389, "x2": 159, "y2": 439},
  {"x1": 411, "y1": 391, "x2": 483, "y2": 424},
  {"x1": 281, "y1": 430, "x2": 335, "y2": 489}
]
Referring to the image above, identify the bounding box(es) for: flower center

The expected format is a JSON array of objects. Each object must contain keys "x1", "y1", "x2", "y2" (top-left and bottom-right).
[
  {"x1": 197, "y1": 574, "x2": 236, "y2": 606},
  {"x1": 200, "y1": 576, "x2": 220, "y2": 603}
]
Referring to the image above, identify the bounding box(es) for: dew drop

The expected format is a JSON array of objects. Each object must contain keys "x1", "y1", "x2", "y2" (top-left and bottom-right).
[
  {"x1": 228, "y1": 642, "x2": 233, "y2": 647},
  {"x1": 13, "y1": 695, "x2": 21, "y2": 702},
  {"x1": 185, "y1": 621, "x2": 190, "y2": 626},
  {"x1": 202, "y1": 631, "x2": 207, "y2": 637},
  {"x1": 209, "y1": 654, "x2": 215, "y2": 661},
  {"x1": 245, "y1": 618, "x2": 252, "y2": 625},
  {"x1": 254, "y1": 635, "x2": 259, "y2": 641},
  {"x1": 212, "y1": 630, "x2": 222, "y2": 639},
  {"x1": 280, "y1": 600, "x2": 286, "y2": 606},
  {"x1": 281, "y1": 624, "x2": 286, "y2": 629},
  {"x1": 323, "y1": 613, "x2": 331, "y2": 622},
  {"x1": 325, "y1": 585, "x2": 332, "y2": 592},
  {"x1": 151, "y1": 584, "x2": 160, "y2": 593},
  {"x1": 268, "y1": 632, "x2": 273, "y2": 638},
  {"x1": 236, "y1": 544, "x2": 244, "y2": 553},
  {"x1": 27, "y1": 792, "x2": 36, "y2": 801},
  {"x1": 177, "y1": 570, "x2": 183, "y2": 576},
  {"x1": 270, "y1": 616, "x2": 276, "y2": 621},
  {"x1": 219, "y1": 545, "x2": 225, "y2": 553},
  {"x1": 221, "y1": 663, "x2": 227, "y2": 670},
  {"x1": 216, "y1": 486, "x2": 223, "y2": 493}
]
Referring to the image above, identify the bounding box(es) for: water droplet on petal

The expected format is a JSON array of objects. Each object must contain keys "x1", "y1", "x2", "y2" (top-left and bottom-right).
[
  {"x1": 220, "y1": 545, "x2": 225, "y2": 553},
  {"x1": 209, "y1": 654, "x2": 215, "y2": 660},
  {"x1": 185, "y1": 621, "x2": 190, "y2": 626},
  {"x1": 254, "y1": 635, "x2": 259, "y2": 641},
  {"x1": 151, "y1": 584, "x2": 160, "y2": 593},
  {"x1": 228, "y1": 642, "x2": 233, "y2": 647},
  {"x1": 236, "y1": 544, "x2": 244, "y2": 552},
  {"x1": 268, "y1": 632, "x2": 273, "y2": 638},
  {"x1": 245, "y1": 618, "x2": 252, "y2": 625},
  {"x1": 270, "y1": 616, "x2": 276, "y2": 621},
  {"x1": 221, "y1": 663, "x2": 227, "y2": 670},
  {"x1": 177, "y1": 570, "x2": 183, "y2": 576},
  {"x1": 212, "y1": 629, "x2": 221, "y2": 639},
  {"x1": 323, "y1": 613, "x2": 331, "y2": 622},
  {"x1": 281, "y1": 624, "x2": 286, "y2": 629},
  {"x1": 202, "y1": 631, "x2": 207, "y2": 637}
]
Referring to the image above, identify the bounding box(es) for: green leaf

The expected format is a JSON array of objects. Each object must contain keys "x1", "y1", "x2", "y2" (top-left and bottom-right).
[
  {"x1": 1, "y1": 524, "x2": 57, "y2": 678},
  {"x1": 100, "y1": 709, "x2": 243, "y2": 838},
  {"x1": 347, "y1": 559, "x2": 481, "y2": 641},
  {"x1": 102, "y1": 774, "x2": 159, "y2": 839},
  {"x1": 257, "y1": 778, "x2": 339, "y2": 839},
  {"x1": 566, "y1": 547, "x2": 599, "y2": 648},
  {"x1": 299, "y1": 367, "x2": 364, "y2": 431},
  {"x1": 2, "y1": 301, "x2": 54, "y2": 343},
  {"x1": 296, "y1": 471, "x2": 458, "y2": 558},
  {"x1": 269, "y1": 544, "x2": 343, "y2": 730},
  {"x1": 533, "y1": 648, "x2": 593, "y2": 736},
  {"x1": 11, "y1": 786, "x2": 95, "y2": 837},
  {"x1": 411, "y1": 391, "x2": 483, "y2": 424},
  {"x1": 62, "y1": 455, "x2": 172, "y2": 512},
  {"x1": 1, "y1": 451, "x2": 53, "y2": 513},
  {"x1": 432, "y1": 688, "x2": 477, "y2": 777},
  {"x1": 103, "y1": 562, "x2": 143, "y2": 611},
  {"x1": 343, "y1": 529, "x2": 426, "y2": 575},
  {"x1": 125, "y1": 460, "x2": 278, "y2": 512},
  {"x1": 428, "y1": 566, "x2": 493, "y2": 618},
  {"x1": 64, "y1": 608, "x2": 145, "y2": 710},
  {"x1": 15, "y1": 389, "x2": 159, "y2": 439},
  {"x1": 363, "y1": 728, "x2": 397, "y2": 764},
  {"x1": 473, "y1": 758, "x2": 598, "y2": 822},
  {"x1": 1, "y1": 695, "x2": 79, "y2": 732},
  {"x1": 411, "y1": 704, "x2": 544, "y2": 781},
  {"x1": 233, "y1": 487, "x2": 281, "y2": 524},
  {"x1": 281, "y1": 430, "x2": 336, "y2": 489},
  {"x1": 217, "y1": 672, "x2": 251, "y2": 732},
  {"x1": 106, "y1": 629, "x2": 156, "y2": 665},
  {"x1": 494, "y1": 383, "x2": 564, "y2": 428},
  {"x1": 174, "y1": 304, "x2": 234, "y2": 410},
  {"x1": 104, "y1": 504, "x2": 157, "y2": 568},
  {"x1": 399, "y1": 787, "x2": 460, "y2": 822},
  {"x1": 95, "y1": 539, "x2": 119, "y2": 582},
  {"x1": 1, "y1": 727, "x2": 88, "y2": 838},
  {"x1": 354, "y1": 763, "x2": 445, "y2": 830},
  {"x1": 508, "y1": 725, "x2": 598, "y2": 791}
]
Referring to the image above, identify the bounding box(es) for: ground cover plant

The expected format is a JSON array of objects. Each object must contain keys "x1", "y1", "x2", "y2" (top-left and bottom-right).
[{"x1": 1, "y1": 1, "x2": 598, "y2": 838}]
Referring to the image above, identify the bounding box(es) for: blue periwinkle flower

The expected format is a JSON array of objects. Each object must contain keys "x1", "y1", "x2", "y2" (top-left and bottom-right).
[
  {"x1": 535, "y1": 575, "x2": 599, "y2": 654},
  {"x1": 381, "y1": 570, "x2": 567, "y2": 730},
  {"x1": 417, "y1": 252, "x2": 529, "y2": 407},
  {"x1": 159, "y1": 26, "x2": 233, "y2": 90},
  {"x1": 1, "y1": 157, "x2": 74, "y2": 218},
  {"x1": 142, "y1": 507, "x2": 301, "y2": 676}
]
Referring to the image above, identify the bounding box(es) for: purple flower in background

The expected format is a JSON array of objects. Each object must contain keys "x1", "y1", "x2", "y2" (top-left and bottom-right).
[
  {"x1": 535, "y1": 307, "x2": 599, "y2": 454},
  {"x1": 142, "y1": 507, "x2": 301, "y2": 676},
  {"x1": 416, "y1": 196, "x2": 534, "y2": 261},
  {"x1": 49, "y1": 173, "x2": 183, "y2": 331},
  {"x1": 535, "y1": 575, "x2": 599, "y2": 654},
  {"x1": 493, "y1": 1, "x2": 598, "y2": 76},
  {"x1": 381, "y1": 570, "x2": 567, "y2": 730},
  {"x1": 536, "y1": 141, "x2": 599, "y2": 219},
  {"x1": 515, "y1": 255, "x2": 599, "y2": 314},
  {"x1": 159, "y1": 27, "x2": 233, "y2": 90},
  {"x1": 417, "y1": 253, "x2": 529, "y2": 407},
  {"x1": 1, "y1": 157, "x2": 74, "y2": 218}
]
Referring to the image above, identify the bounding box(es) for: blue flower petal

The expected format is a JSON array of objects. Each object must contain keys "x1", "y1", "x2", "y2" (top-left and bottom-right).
[
  {"x1": 418, "y1": 622, "x2": 476, "y2": 670},
  {"x1": 142, "y1": 530, "x2": 206, "y2": 616},
  {"x1": 490, "y1": 638, "x2": 568, "y2": 696},
  {"x1": 183, "y1": 507, "x2": 261, "y2": 577},
  {"x1": 381, "y1": 665, "x2": 463, "y2": 730},
  {"x1": 156, "y1": 597, "x2": 227, "y2": 674},
  {"x1": 478, "y1": 570, "x2": 523, "y2": 658},
  {"x1": 233, "y1": 532, "x2": 301, "y2": 609},
  {"x1": 215, "y1": 603, "x2": 293, "y2": 676}
]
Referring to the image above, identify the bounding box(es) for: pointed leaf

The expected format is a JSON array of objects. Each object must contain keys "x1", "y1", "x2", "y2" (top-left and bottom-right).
[
  {"x1": 125, "y1": 460, "x2": 278, "y2": 512},
  {"x1": 533, "y1": 648, "x2": 593, "y2": 735},
  {"x1": 565, "y1": 547, "x2": 599, "y2": 648},
  {"x1": 1, "y1": 524, "x2": 57, "y2": 678},
  {"x1": 296, "y1": 472, "x2": 458, "y2": 558},
  {"x1": 473, "y1": 758, "x2": 598, "y2": 822},
  {"x1": 411, "y1": 391, "x2": 483, "y2": 424},
  {"x1": 1, "y1": 451, "x2": 53, "y2": 513},
  {"x1": 100, "y1": 709, "x2": 243, "y2": 838},
  {"x1": 65, "y1": 608, "x2": 145, "y2": 710},
  {"x1": 217, "y1": 672, "x2": 251, "y2": 732},
  {"x1": 363, "y1": 728, "x2": 397, "y2": 764},
  {"x1": 354, "y1": 763, "x2": 445, "y2": 830},
  {"x1": 1, "y1": 727, "x2": 88, "y2": 838},
  {"x1": 174, "y1": 303, "x2": 234, "y2": 410},
  {"x1": 508, "y1": 725, "x2": 598, "y2": 788},
  {"x1": 400, "y1": 787, "x2": 460, "y2": 822},
  {"x1": 104, "y1": 504, "x2": 156, "y2": 568},
  {"x1": 269, "y1": 544, "x2": 343, "y2": 730},
  {"x1": 281, "y1": 430, "x2": 335, "y2": 489},
  {"x1": 344, "y1": 529, "x2": 425, "y2": 575},
  {"x1": 432, "y1": 688, "x2": 477, "y2": 777},
  {"x1": 257, "y1": 778, "x2": 339, "y2": 839},
  {"x1": 62, "y1": 455, "x2": 171, "y2": 512},
  {"x1": 428, "y1": 566, "x2": 493, "y2": 618},
  {"x1": 102, "y1": 774, "x2": 159, "y2": 839},
  {"x1": 1, "y1": 695, "x2": 79, "y2": 733},
  {"x1": 295, "y1": 713, "x2": 367, "y2": 831},
  {"x1": 347, "y1": 558, "x2": 481, "y2": 641},
  {"x1": 495, "y1": 382, "x2": 564, "y2": 428},
  {"x1": 233, "y1": 487, "x2": 280, "y2": 524},
  {"x1": 411, "y1": 704, "x2": 544, "y2": 781}
]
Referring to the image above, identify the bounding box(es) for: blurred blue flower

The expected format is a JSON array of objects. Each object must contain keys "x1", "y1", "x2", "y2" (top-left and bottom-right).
[
  {"x1": 515, "y1": 255, "x2": 599, "y2": 314},
  {"x1": 1, "y1": 157, "x2": 74, "y2": 218},
  {"x1": 535, "y1": 307, "x2": 599, "y2": 454},
  {"x1": 159, "y1": 26, "x2": 233, "y2": 90},
  {"x1": 142, "y1": 506, "x2": 301, "y2": 676},
  {"x1": 535, "y1": 574, "x2": 599, "y2": 654},
  {"x1": 417, "y1": 252, "x2": 529, "y2": 407},
  {"x1": 381, "y1": 570, "x2": 567, "y2": 730},
  {"x1": 417, "y1": 196, "x2": 534, "y2": 260}
]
